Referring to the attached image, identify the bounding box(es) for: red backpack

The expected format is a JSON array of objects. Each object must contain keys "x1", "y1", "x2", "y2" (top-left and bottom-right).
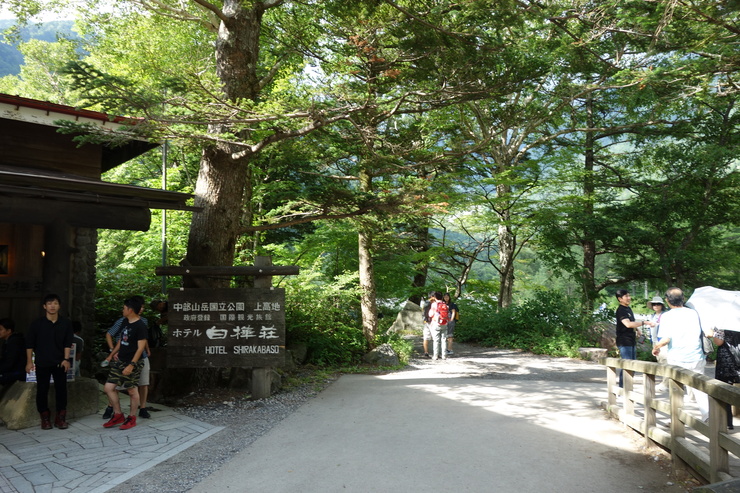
[{"x1": 436, "y1": 301, "x2": 450, "y2": 325}]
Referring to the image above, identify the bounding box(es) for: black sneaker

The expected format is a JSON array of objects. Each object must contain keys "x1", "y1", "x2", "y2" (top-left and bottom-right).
[
  {"x1": 138, "y1": 407, "x2": 151, "y2": 419},
  {"x1": 423, "y1": 353, "x2": 431, "y2": 359},
  {"x1": 102, "y1": 406, "x2": 114, "y2": 419}
]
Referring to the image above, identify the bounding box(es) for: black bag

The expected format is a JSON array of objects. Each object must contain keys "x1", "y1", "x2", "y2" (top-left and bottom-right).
[{"x1": 686, "y1": 301, "x2": 713, "y2": 355}]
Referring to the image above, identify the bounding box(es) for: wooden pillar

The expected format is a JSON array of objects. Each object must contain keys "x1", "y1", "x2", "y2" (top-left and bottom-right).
[
  {"x1": 623, "y1": 368, "x2": 634, "y2": 415},
  {"x1": 708, "y1": 395, "x2": 729, "y2": 483},
  {"x1": 607, "y1": 366, "x2": 617, "y2": 408},
  {"x1": 669, "y1": 379, "x2": 688, "y2": 476},
  {"x1": 644, "y1": 372, "x2": 658, "y2": 449},
  {"x1": 251, "y1": 256, "x2": 273, "y2": 400}
]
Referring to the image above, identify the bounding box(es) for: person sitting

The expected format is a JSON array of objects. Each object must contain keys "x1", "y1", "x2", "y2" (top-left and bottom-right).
[{"x1": 0, "y1": 318, "x2": 27, "y2": 385}]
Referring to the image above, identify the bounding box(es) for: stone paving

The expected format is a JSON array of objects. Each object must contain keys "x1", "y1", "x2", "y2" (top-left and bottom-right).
[{"x1": 0, "y1": 388, "x2": 222, "y2": 493}]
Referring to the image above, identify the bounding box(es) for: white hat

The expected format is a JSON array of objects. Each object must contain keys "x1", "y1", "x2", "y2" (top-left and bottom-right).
[{"x1": 647, "y1": 295, "x2": 664, "y2": 308}]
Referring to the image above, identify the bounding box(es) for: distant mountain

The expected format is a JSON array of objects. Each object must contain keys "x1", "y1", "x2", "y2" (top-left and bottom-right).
[{"x1": 0, "y1": 20, "x2": 76, "y2": 77}]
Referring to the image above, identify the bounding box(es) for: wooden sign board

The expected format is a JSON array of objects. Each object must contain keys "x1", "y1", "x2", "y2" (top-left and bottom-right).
[{"x1": 167, "y1": 288, "x2": 286, "y2": 368}]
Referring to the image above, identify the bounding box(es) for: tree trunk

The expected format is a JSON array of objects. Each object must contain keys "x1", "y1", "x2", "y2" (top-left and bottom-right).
[
  {"x1": 184, "y1": 2, "x2": 265, "y2": 284},
  {"x1": 497, "y1": 183, "x2": 515, "y2": 309},
  {"x1": 185, "y1": 143, "x2": 249, "y2": 288},
  {"x1": 358, "y1": 169, "x2": 378, "y2": 345},
  {"x1": 408, "y1": 220, "x2": 430, "y2": 305},
  {"x1": 580, "y1": 96, "x2": 597, "y2": 314}
]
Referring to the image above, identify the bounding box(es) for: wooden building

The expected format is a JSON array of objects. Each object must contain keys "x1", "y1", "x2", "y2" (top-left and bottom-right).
[{"x1": 0, "y1": 94, "x2": 194, "y2": 335}]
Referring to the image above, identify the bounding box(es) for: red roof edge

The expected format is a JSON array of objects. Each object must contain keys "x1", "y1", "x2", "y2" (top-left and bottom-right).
[{"x1": 0, "y1": 93, "x2": 137, "y2": 124}]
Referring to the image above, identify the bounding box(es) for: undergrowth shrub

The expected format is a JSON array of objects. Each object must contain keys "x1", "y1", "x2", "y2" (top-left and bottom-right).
[
  {"x1": 285, "y1": 271, "x2": 367, "y2": 366},
  {"x1": 456, "y1": 289, "x2": 594, "y2": 358}
]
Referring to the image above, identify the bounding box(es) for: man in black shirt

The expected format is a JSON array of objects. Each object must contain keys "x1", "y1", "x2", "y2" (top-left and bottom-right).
[
  {"x1": 615, "y1": 289, "x2": 645, "y2": 388},
  {"x1": 25, "y1": 294, "x2": 74, "y2": 430},
  {"x1": 0, "y1": 318, "x2": 26, "y2": 385},
  {"x1": 103, "y1": 297, "x2": 148, "y2": 430}
]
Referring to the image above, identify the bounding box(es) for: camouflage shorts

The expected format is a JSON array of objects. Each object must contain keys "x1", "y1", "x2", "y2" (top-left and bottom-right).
[{"x1": 106, "y1": 360, "x2": 144, "y2": 389}]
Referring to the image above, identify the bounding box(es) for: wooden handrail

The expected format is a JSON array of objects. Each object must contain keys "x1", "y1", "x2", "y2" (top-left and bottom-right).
[{"x1": 601, "y1": 357, "x2": 740, "y2": 485}]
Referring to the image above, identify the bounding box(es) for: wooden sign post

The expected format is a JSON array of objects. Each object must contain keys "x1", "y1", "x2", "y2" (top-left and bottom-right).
[{"x1": 156, "y1": 256, "x2": 298, "y2": 399}]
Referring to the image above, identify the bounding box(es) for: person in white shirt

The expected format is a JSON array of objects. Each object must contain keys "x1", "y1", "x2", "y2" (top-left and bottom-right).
[{"x1": 652, "y1": 287, "x2": 709, "y2": 421}]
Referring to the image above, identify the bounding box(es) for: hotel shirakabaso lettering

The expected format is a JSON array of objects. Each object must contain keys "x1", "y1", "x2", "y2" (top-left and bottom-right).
[{"x1": 167, "y1": 288, "x2": 285, "y2": 368}]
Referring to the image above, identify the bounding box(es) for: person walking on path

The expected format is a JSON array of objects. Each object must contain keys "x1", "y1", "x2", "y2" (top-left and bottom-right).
[
  {"x1": 25, "y1": 294, "x2": 74, "y2": 430},
  {"x1": 615, "y1": 289, "x2": 644, "y2": 387},
  {"x1": 103, "y1": 297, "x2": 148, "y2": 430},
  {"x1": 652, "y1": 287, "x2": 709, "y2": 422},
  {"x1": 428, "y1": 291, "x2": 449, "y2": 361},
  {"x1": 645, "y1": 295, "x2": 667, "y2": 391},
  {"x1": 421, "y1": 293, "x2": 434, "y2": 358},
  {"x1": 443, "y1": 293, "x2": 458, "y2": 356}
]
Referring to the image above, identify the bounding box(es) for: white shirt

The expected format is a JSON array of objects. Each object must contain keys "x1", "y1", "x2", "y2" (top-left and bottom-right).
[{"x1": 658, "y1": 307, "x2": 704, "y2": 364}]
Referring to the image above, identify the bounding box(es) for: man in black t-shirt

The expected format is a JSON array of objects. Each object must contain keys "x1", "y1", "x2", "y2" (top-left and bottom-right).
[
  {"x1": 103, "y1": 297, "x2": 148, "y2": 430},
  {"x1": 25, "y1": 294, "x2": 74, "y2": 430},
  {"x1": 615, "y1": 289, "x2": 645, "y2": 387}
]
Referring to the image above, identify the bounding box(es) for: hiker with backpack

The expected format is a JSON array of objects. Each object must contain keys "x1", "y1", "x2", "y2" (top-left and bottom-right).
[
  {"x1": 443, "y1": 293, "x2": 458, "y2": 356},
  {"x1": 429, "y1": 291, "x2": 449, "y2": 361}
]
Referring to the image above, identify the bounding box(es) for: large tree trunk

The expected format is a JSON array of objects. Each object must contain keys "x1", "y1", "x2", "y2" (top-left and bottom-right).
[
  {"x1": 358, "y1": 224, "x2": 378, "y2": 345},
  {"x1": 185, "y1": 143, "x2": 249, "y2": 288},
  {"x1": 184, "y1": 1, "x2": 265, "y2": 284},
  {"x1": 358, "y1": 168, "x2": 378, "y2": 345}
]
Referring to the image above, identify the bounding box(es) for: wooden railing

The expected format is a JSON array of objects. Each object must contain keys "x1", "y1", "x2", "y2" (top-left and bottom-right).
[{"x1": 602, "y1": 357, "x2": 740, "y2": 484}]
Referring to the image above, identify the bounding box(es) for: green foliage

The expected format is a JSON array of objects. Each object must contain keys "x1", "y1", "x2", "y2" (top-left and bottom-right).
[
  {"x1": 284, "y1": 266, "x2": 367, "y2": 366},
  {"x1": 456, "y1": 290, "x2": 593, "y2": 358}
]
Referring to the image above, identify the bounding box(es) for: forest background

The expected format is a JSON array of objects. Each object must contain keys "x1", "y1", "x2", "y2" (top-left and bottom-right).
[{"x1": 2, "y1": 0, "x2": 740, "y2": 368}]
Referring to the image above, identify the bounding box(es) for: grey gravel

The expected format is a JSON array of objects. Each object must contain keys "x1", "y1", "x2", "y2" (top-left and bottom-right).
[{"x1": 106, "y1": 370, "x2": 339, "y2": 493}]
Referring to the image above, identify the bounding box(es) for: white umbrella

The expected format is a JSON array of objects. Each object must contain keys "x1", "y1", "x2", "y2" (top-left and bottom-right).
[{"x1": 686, "y1": 286, "x2": 740, "y2": 333}]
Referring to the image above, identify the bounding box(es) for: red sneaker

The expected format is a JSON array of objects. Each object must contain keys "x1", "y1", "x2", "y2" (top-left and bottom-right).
[
  {"x1": 103, "y1": 413, "x2": 125, "y2": 428},
  {"x1": 120, "y1": 415, "x2": 137, "y2": 430}
]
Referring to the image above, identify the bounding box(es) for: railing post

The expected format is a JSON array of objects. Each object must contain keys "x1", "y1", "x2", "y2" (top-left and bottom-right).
[
  {"x1": 251, "y1": 256, "x2": 274, "y2": 400},
  {"x1": 624, "y1": 367, "x2": 635, "y2": 414},
  {"x1": 708, "y1": 395, "x2": 729, "y2": 483},
  {"x1": 669, "y1": 378, "x2": 687, "y2": 476},
  {"x1": 607, "y1": 366, "x2": 617, "y2": 407},
  {"x1": 643, "y1": 372, "x2": 657, "y2": 448}
]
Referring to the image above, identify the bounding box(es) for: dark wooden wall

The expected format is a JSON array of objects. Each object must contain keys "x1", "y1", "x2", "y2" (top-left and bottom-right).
[
  {"x1": 0, "y1": 223, "x2": 46, "y2": 332},
  {"x1": 0, "y1": 119, "x2": 102, "y2": 179}
]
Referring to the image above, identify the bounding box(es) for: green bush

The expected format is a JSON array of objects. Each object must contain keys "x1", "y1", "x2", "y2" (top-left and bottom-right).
[
  {"x1": 455, "y1": 289, "x2": 593, "y2": 358},
  {"x1": 94, "y1": 267, "x2": 166, "y2": 351},
  {"x1": 284, "y1": 270, "x2": 368, "y2": 366}
]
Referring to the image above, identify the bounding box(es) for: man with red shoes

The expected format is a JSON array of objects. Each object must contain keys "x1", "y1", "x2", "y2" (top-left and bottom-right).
[{"x1": 103, "y1": 297, "x2": 148, "y2": 430}]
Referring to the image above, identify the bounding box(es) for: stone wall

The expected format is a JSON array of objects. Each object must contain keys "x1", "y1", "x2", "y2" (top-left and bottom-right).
[{"x1": 70, "y1": 227, "x2": 97, "y2": 376}]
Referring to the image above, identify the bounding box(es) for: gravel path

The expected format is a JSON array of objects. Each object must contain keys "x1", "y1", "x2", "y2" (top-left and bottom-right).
[{"x1": 105, "y1": 341, "x2": 676, "y2": 493}]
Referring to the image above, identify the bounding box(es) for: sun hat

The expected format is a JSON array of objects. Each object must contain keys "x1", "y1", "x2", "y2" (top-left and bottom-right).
[{"x1": 647, "y1": 295, "x2": 664, "y2": 308}]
